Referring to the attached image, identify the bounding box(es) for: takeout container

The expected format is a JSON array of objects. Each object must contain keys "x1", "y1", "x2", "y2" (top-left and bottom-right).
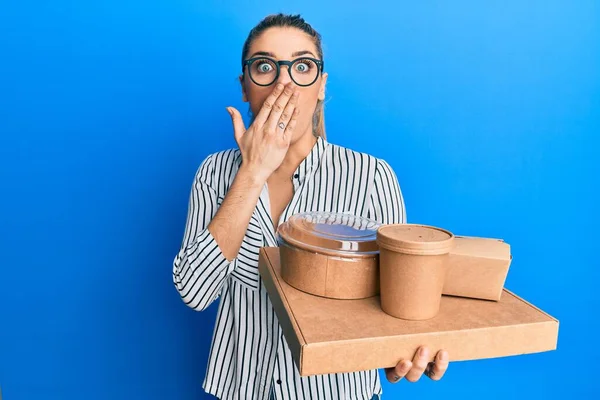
[
  {"x1": 377, "y1": 224, "x2": 455, "y2": 320},
  {"x1": 277, "y1": 211, "x2": 512, "y2": 308},
  {"x1": 276, "y1": 212, "x2": 381, "y2": 300},
  {"x1": 445, "y1": 236, "x2": 512, "y2": 301}
]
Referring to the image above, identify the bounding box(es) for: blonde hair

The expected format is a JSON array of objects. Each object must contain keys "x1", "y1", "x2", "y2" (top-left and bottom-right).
[{"x1": 312, "y1": 100, "x2": 326, "y2": 139}]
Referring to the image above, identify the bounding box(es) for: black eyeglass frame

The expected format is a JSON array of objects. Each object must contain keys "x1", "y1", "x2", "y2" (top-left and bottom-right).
[{"x1": 242, "y1": 56, "x2": 325, "y2": 87}]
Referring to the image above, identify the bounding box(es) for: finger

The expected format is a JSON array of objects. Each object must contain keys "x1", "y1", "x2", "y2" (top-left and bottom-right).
[
  {"x1": 385, "y1": 359, "x2": 412, "y2": 384},
  {"x1": 277, "y1": 91, "x2": 299, "y2": 133},
  {"x1": 265, "y1": 83, "x2": 296, "y2": 134},
  {"x1": 227, "y1": 107, "x2": 246, "y2": 146},
  {"x1": 425, "y1": 350, "x2": 449, "y2": 381},
  {"x1": 405, "y1": 346, "x2": 431, "y2": 383},
  {"x1": 281, "y1": 107, "x2": 299, "y2": 144},
  {"x1": 253, "y1": 83, "x2": 286, "y2": 127}
]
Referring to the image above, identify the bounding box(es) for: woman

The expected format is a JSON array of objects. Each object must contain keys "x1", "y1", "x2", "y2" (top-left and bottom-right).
[{"x1": 173, "y1": 13, "x2": 450, "y2": 400}]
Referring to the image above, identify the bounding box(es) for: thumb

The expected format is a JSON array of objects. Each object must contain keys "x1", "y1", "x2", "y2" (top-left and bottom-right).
[{"x1": 227, "y1": 107, "x2": 246, "y2": 146}]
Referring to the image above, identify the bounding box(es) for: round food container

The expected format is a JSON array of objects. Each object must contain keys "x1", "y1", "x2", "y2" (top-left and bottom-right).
[
  {"x1": 277, "y1": 211, "x2": 381, "y2": 300},
  {"x1": 377, "y1": 224, "x2": 455, "y2": 320}
]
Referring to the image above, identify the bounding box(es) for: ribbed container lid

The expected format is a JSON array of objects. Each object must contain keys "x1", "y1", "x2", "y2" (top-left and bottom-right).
[
  {"x1": 277, "y1": 211, "x2": 381, "y2": 257},
  {"x1": 377, "y1": 224, "x2": 455, "y2": 255}
]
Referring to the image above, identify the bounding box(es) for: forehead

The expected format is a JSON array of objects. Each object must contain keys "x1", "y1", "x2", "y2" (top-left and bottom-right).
[{"x1": 248, "y1": 27, "x2": 318, "y2": 58}]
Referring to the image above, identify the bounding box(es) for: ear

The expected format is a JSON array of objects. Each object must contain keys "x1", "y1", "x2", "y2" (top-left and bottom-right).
[
  {"x1": 318, "y1": 72, "x2": 328, "y2": 101},
  {"x1": 239, "y1": 74, "x2": 248, "y2": 102}
]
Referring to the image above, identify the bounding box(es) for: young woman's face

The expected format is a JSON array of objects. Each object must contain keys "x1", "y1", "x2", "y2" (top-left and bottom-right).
[{"x1": 240, "y1": 27, "x2": 327, "y2": 142}]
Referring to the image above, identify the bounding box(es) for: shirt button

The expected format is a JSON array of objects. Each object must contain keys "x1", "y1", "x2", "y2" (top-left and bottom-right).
[
  {"x1": 276, "y1": 379, "x2": 282, "y2": 384},
  {"x1": 294, "y1": 174, "x2": 299, "y2": 179}
]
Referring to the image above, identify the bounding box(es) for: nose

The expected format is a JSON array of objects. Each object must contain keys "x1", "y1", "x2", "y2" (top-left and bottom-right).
[{"x1": 275, "y1": 64, "x2": 294, "y2": 86}]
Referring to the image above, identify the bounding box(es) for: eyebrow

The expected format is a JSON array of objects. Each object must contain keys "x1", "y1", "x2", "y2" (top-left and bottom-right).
[{"x1": 248, "y1": 50, "x2": 317, "y2": 59}]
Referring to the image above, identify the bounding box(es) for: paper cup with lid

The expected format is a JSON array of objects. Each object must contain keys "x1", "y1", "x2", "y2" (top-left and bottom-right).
[
  {"x1": 376, "y1": 224, "x2": 455, "y2": 320},
  {"x1": 277, "y1": 211, "x2": 381, "y2": 300}
]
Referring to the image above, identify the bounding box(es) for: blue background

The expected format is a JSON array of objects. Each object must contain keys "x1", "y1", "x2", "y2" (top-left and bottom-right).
[{"x1": 1, "y1": 1, "x2": 598, "y2": 399}]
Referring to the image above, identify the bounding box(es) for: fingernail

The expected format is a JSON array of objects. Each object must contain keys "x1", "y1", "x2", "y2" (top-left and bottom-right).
[
  {"x1": 400, "y1": 360, "x2": 410, "y2": 371},
  {"x1": 439, "y1": 351, "x2": 448, "y2": 361},
  {"x1": 420, "y1": 347, "x2": 428, "y2": 357}
]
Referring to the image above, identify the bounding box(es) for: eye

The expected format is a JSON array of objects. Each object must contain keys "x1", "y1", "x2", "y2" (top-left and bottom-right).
[
  {"x1": 258, "y1": 63, "x2": 272, "y2": 72},
  {"x1": 255, "y1": 59, "x2": 275, "y2": 73},
  {"x1": 294, "y1": 59, "x2": 315, "y2": 73}
]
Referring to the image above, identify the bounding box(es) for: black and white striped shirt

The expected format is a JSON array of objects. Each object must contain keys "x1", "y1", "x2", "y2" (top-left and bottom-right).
[{"x1": 173, "y1": 136, "x2": 406, "y2": 400}]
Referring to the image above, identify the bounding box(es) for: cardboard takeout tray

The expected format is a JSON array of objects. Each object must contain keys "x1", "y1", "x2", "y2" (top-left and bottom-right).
[{"x1": 259, "y1": 247, "x2": 559, "y2": 377}]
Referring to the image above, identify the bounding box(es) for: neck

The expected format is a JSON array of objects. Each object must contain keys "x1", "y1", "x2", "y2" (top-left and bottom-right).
[{"x1": 275, "y1": 131, "x2": 319, "y2": 178}]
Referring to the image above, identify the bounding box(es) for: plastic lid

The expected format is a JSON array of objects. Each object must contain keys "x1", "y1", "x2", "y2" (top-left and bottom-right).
[
  {"x1": 277, "y1": 211, "x2": 381, "y2": 257},
  {"x1": 376, "y1": 224, "x2": 454, "y2": 255}
]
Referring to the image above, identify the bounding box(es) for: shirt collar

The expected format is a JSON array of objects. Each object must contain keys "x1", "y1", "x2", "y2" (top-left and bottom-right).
[{"x1": 292, "y1": 136, "x2": 327, "y2": 184}]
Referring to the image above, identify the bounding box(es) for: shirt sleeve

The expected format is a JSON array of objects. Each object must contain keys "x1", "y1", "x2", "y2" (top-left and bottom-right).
[
  {"x1": 172, "y1": 154, "x2": 234, "y2": 312},
  {"x1": 368, "y1": 158, "x2": 407, "y2": 224}
]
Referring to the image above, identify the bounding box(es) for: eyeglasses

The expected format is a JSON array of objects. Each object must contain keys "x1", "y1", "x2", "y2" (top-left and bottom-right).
[{"x1": 243, "y1": 56, "x2": 324, "y2": 87}]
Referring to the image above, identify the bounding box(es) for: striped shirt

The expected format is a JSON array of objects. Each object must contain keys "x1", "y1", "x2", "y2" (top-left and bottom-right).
[{"x1": 173, "y1": 136, "x2": 406, "y2": 400}]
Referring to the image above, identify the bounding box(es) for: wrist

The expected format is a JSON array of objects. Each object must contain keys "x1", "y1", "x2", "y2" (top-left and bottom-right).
[{"x1": 237, "y1": 164, "x2": 268, "y2": 189}]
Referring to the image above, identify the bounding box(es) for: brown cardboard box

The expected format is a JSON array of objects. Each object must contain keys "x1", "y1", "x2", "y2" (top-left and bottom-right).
[
  {"x1": 445, "y1": 236, "x2": 511, "y2": 301},
  {"x1": 259, "y1": 247, "x2": 558, "y2": 377}
]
